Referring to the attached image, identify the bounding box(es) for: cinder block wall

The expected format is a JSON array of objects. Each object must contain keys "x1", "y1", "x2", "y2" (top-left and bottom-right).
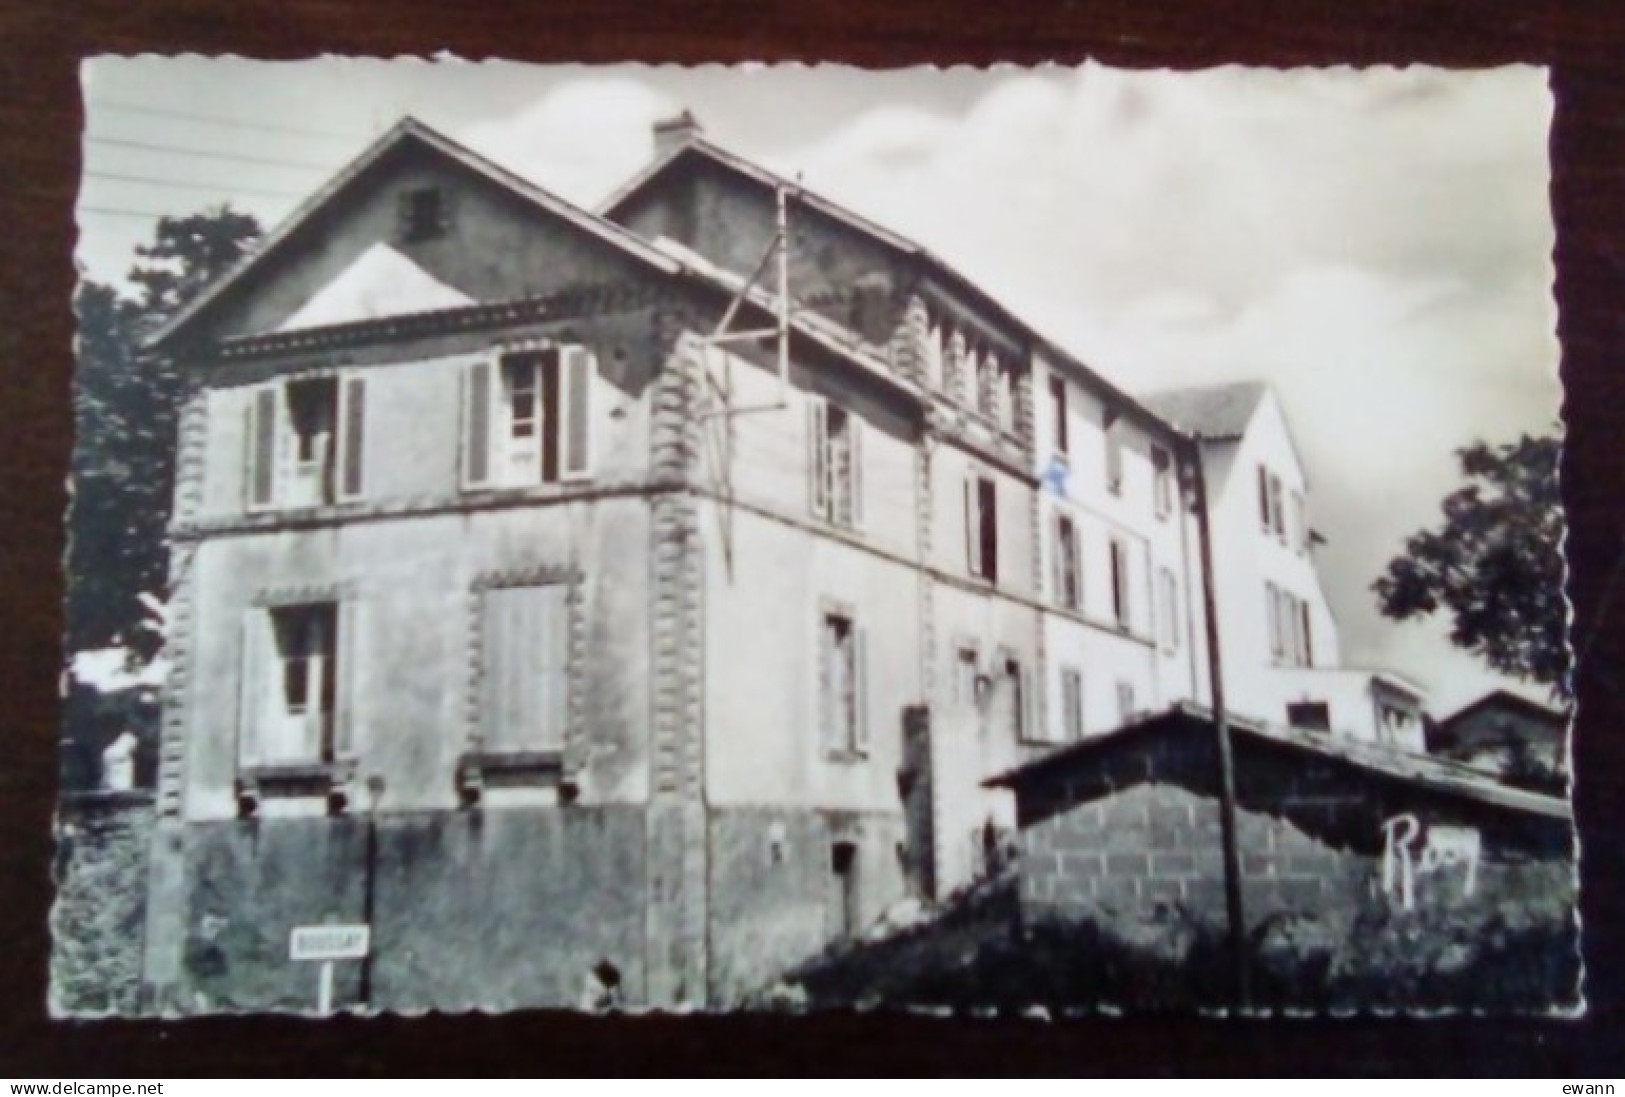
[
  {"x1": 1020, "y1": 781, "x2": 1369, "y2": 930},
  {"x1": 1013, "y1": 726, "x2": 1572, "y2": 937}
]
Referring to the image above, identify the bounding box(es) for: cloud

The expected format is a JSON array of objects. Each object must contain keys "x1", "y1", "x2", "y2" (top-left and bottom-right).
[
  {"x1": 774, "y1": 66, "x2": 1556, "y2": 702},
  {"x1": 460, "y1": 77, "x2": 679, "y2": 206}
]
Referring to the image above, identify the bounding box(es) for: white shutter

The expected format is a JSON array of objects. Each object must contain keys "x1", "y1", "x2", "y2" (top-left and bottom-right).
[
  {"x1": 964, "y1": 476, "x2": 981, "y2": 577},
  {"x1": 817, "y1": 616, "x2": 834, "y2": 752},
  {"x1": 560, "y1": 346, "x2": 593, "y2": 481},
  {"x1": 848, "y1": 417, "x2": 864, "y2": 529},
  {"x1": 334, "y1": 599, "x2": 360, "y2": 758},
  {"x1": 536, "y1": 584, "x2": 569, "y2": 750},
  {"x1": 462, "y1": 361, "x2": 493, "y2": 490},
  {"x1": 246, "y1": 386, "x2": 278, "y2": 511},
  {"x1": 808, "y1": 401, "x2": 829, "y2": 519},
  {"x1": 853, "y1": 625, "x2": 870, "y2": 754},
  {"x1": 237, "y1": 609, "x2": 268, "y2": 768},
  {"x1": 336, "y1": 376, "x2": 366, "y2": 502}
]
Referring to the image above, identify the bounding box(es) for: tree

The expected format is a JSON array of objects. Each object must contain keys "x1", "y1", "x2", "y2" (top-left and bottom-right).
[
  {"x1": 63, "y1": 207, "x2": 261, "y2": 792},
  {"x1": 67, "y1": 205, "x2": 261, "y2": 655},
  {"x1": 1373, "y1": 434, "x2": 1566, "y2": 698}
]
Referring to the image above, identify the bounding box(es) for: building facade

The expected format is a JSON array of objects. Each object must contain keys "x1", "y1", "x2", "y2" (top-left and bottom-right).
[{"x1": 137, "y1": 114, "x2": 1429, "y2": 1013}]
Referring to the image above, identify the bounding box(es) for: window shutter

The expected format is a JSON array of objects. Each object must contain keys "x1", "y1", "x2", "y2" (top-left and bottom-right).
[
  {"x1": 337, "y1": 376, "x2": 366, "y2": 501},
  {"x1": 1020, "y1": 664, "x2": 1035, "y2": 742},
  {"x1": 333, "y1": 600, "x2": 359, "y2": 758},
  {"x1": 853, "y1": 626, "x2": 870, "y2": 754},
  {"x1": 817, "y1": 617, "x2": 834, "y2": 752},
  {"x1": 247, "y1": 387, "x2": 278, "y2": 510},
  {"x1": 561, "y1": 346, "x2": 593, "y2": 481},
  {"x1": 536, "y1": 584, "x2": 569, "y2": 750},
  {"x1": 463, "y1": 361, "x2": 492, "y2": 490},
  {"x1": 849, "y1": 417, "x2": 864, "y2": 529},
  {"x1": 237, "y1": 610, "x2": 267, "y2": 768},
  {"x1": 1258, "y1": 467, "x2": 1271, "y2": 529},
  {"x1": 1051, "y1": 514, "x2": 1065, "y2": 607},
  {"x1": 964, "y1": 475, "x2": 982, "y2": 577},
  {"x1": 808, "y1": 401, "x2": 829, "y2": 519}
]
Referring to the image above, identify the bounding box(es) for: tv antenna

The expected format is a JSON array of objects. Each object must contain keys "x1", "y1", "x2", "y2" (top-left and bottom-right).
[{"x1": 693, "y1": 180, "x2": 799, "y2": 579}]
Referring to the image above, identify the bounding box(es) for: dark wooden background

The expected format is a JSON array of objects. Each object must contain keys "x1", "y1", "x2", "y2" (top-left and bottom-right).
[{"x1": 2, "y1": 1, "x2": 1622, "y2": 1077}]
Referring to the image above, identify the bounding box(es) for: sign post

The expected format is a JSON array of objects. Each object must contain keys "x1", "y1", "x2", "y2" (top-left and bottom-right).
[{"x1": 290, "y1": 924, "x2": 370, "y2": 1015}]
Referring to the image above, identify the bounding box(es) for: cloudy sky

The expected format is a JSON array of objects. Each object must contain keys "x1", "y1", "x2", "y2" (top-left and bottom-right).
[{"x1": 79, "y1": 59, "x2": 1560, "y2": 714}]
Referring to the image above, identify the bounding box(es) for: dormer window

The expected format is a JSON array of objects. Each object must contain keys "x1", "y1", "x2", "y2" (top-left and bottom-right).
[{"x1": 398, "y1": 185, "x2": 449, "y2": 243}]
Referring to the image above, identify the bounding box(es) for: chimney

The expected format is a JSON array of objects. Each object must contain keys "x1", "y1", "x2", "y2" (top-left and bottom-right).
[{"x1": 652, "y1": 110, "x2": 703, "y2": 159}]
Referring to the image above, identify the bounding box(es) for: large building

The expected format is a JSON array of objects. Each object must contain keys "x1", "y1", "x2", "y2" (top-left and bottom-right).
[{"x1": 138, "y1": 113, "x2": 1427, "y2": 1013}]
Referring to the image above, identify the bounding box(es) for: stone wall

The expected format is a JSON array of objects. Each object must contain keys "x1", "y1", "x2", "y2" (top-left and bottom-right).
[
  {"x1": 50, "y1": 792, "x2": 154, "y2": 1016},
  {"x1": 149, "y1": 805, "x2": 646, "y2": 1015}
]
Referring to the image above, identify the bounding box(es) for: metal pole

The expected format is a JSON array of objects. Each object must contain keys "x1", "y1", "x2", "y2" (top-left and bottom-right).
[
  {"x1": 318, "y1": 960, "x2": 334, "y2": 1015},
  {"x1": 358, "y1": 776, "x2": 384, "y2": 1009},
  {"x1": 1188, "y1": 436, "x2": 1251, "y2": 1009}
]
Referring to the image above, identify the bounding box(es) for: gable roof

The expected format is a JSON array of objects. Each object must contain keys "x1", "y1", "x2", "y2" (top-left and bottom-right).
[
  {"x1": 601, "y1": 134, "x2": 1183, "y2": 445},
  {"x1": 1140, "y1": 380, "x2": 1269, "y2": 441},
  {"x1": 1438, "y1": 689, "x2": 1569, "y2": 734},
  {"x1": 146, "y1": 116, "x2": 683, "y2": 353}
]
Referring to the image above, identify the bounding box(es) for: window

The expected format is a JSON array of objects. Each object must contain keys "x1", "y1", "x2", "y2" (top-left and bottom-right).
[
  {"x1": 1267, "y1": 583, "x2": 1313, "y2": 666},
  {"x1": 245, "y1": 376, "x2": 366, "y2": 511},
  {"x1": 1292, "y1": 490, "x2": 1309, "y2": 553},
  {"x1": 239, "y1": 602, "x2": 343, "y2": 768},
  {"x1": 397, "y1": 186, "x2": 449, "y2": 243},
  {"x1": 993, "y1": 356, "x2": 1016, "y2": 432},
  {"x1": 1003, "y1": 656, "x2": 1034, "y2": 742},
  {"x1": 810, "y1": 400, "x2": 863, "y2": 528},
  {"x1": 953, "y1": 645, "x2": 980, "y2": 707},
  {"x1": 1159, "y1": 566, "x2": 1180, "y2": 651},
  {"x1": 1109, "y1": 535, "x2": 1131, "y2": 629},
  {"x1": 830, "y1": 841, "x2": 860, "y2": 939},
  {"x1": 1104, "y1": 409, "x2": 1124, "y2": 495},
  {"x1": 1053, "y1": 513, "x2": 1082, "y2": 611},
  {"x1": 1287, "y1": 701, "x2": 1331, "y2": 732},
  {"x1": 1049, "y1": 376, "x2": 1068, "y2": 457},
  {"x1": 1152, "y1": 446, "x2": 1175, "y2": 519},
  {"x1": 966, "y1": 473, "x2": 999, "y2": 582},
  {"x1": 463, "y1": 348, "x2": 593, "y2": 490},
  {"x1": 1257, "y1": 466, "x2": 1286, "y2": 540},
  {"x1": 479, "y1": 584, "x2": 570, "y2": 753},
  {"x1": 1116, "y1": 680, "x2": 1136, "y2": 724},
  {"x1": 819, "y1": 610, "x2": 867, "y2": 756},
  {"x1": 1266, "y1": 582, "x2": 1284, "y2": 659},
  {"x1": 1060, "y1": 667, "x2": 1084, "y2": 742}
]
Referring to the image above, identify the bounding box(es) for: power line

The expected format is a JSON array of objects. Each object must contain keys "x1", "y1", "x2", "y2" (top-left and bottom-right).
[
  {"x1": 78, "y1": 204, "x2": 170, "y2": 220},
  {"x1": 85, "y1": 169, "x2": 306, "y2": 200},
  {"x1": 89, "y1": 101, "x2": 359, "y2": 141},
  {"x1": 86, "y1": 135, "x2": 336, "y2": 172}
]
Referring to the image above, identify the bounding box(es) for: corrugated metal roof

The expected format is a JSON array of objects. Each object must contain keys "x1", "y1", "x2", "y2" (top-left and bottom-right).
[
  {"x1": 1140, "y1": 380, "x2": 1270, "y2": 441},
  {"x1": 984, "y1": 701, "x2": 1571, "y2": 821}
]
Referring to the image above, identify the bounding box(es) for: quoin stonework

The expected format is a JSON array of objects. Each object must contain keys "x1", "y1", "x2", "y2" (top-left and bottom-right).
[{"x1": 108, "y1": 113, "x2": 1569, "y2": 1014}]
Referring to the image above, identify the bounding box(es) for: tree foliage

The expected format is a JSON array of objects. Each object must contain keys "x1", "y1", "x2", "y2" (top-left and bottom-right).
[
  {"x1": 1373, "y1": 435, "x2": 1566, "y2": 696},
  {"x1": 67, "y1": 206, "x2": 261, "y2": 655}
]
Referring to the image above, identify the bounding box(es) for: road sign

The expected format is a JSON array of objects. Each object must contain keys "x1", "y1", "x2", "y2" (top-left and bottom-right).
[{"x1": 290, "y1": 924, "x2": 370, "y2": 962}]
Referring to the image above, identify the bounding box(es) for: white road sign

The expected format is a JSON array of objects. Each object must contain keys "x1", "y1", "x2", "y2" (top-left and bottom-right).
[{"x1": 290, "y1": 924, "x2": 370, "y2": 962}]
